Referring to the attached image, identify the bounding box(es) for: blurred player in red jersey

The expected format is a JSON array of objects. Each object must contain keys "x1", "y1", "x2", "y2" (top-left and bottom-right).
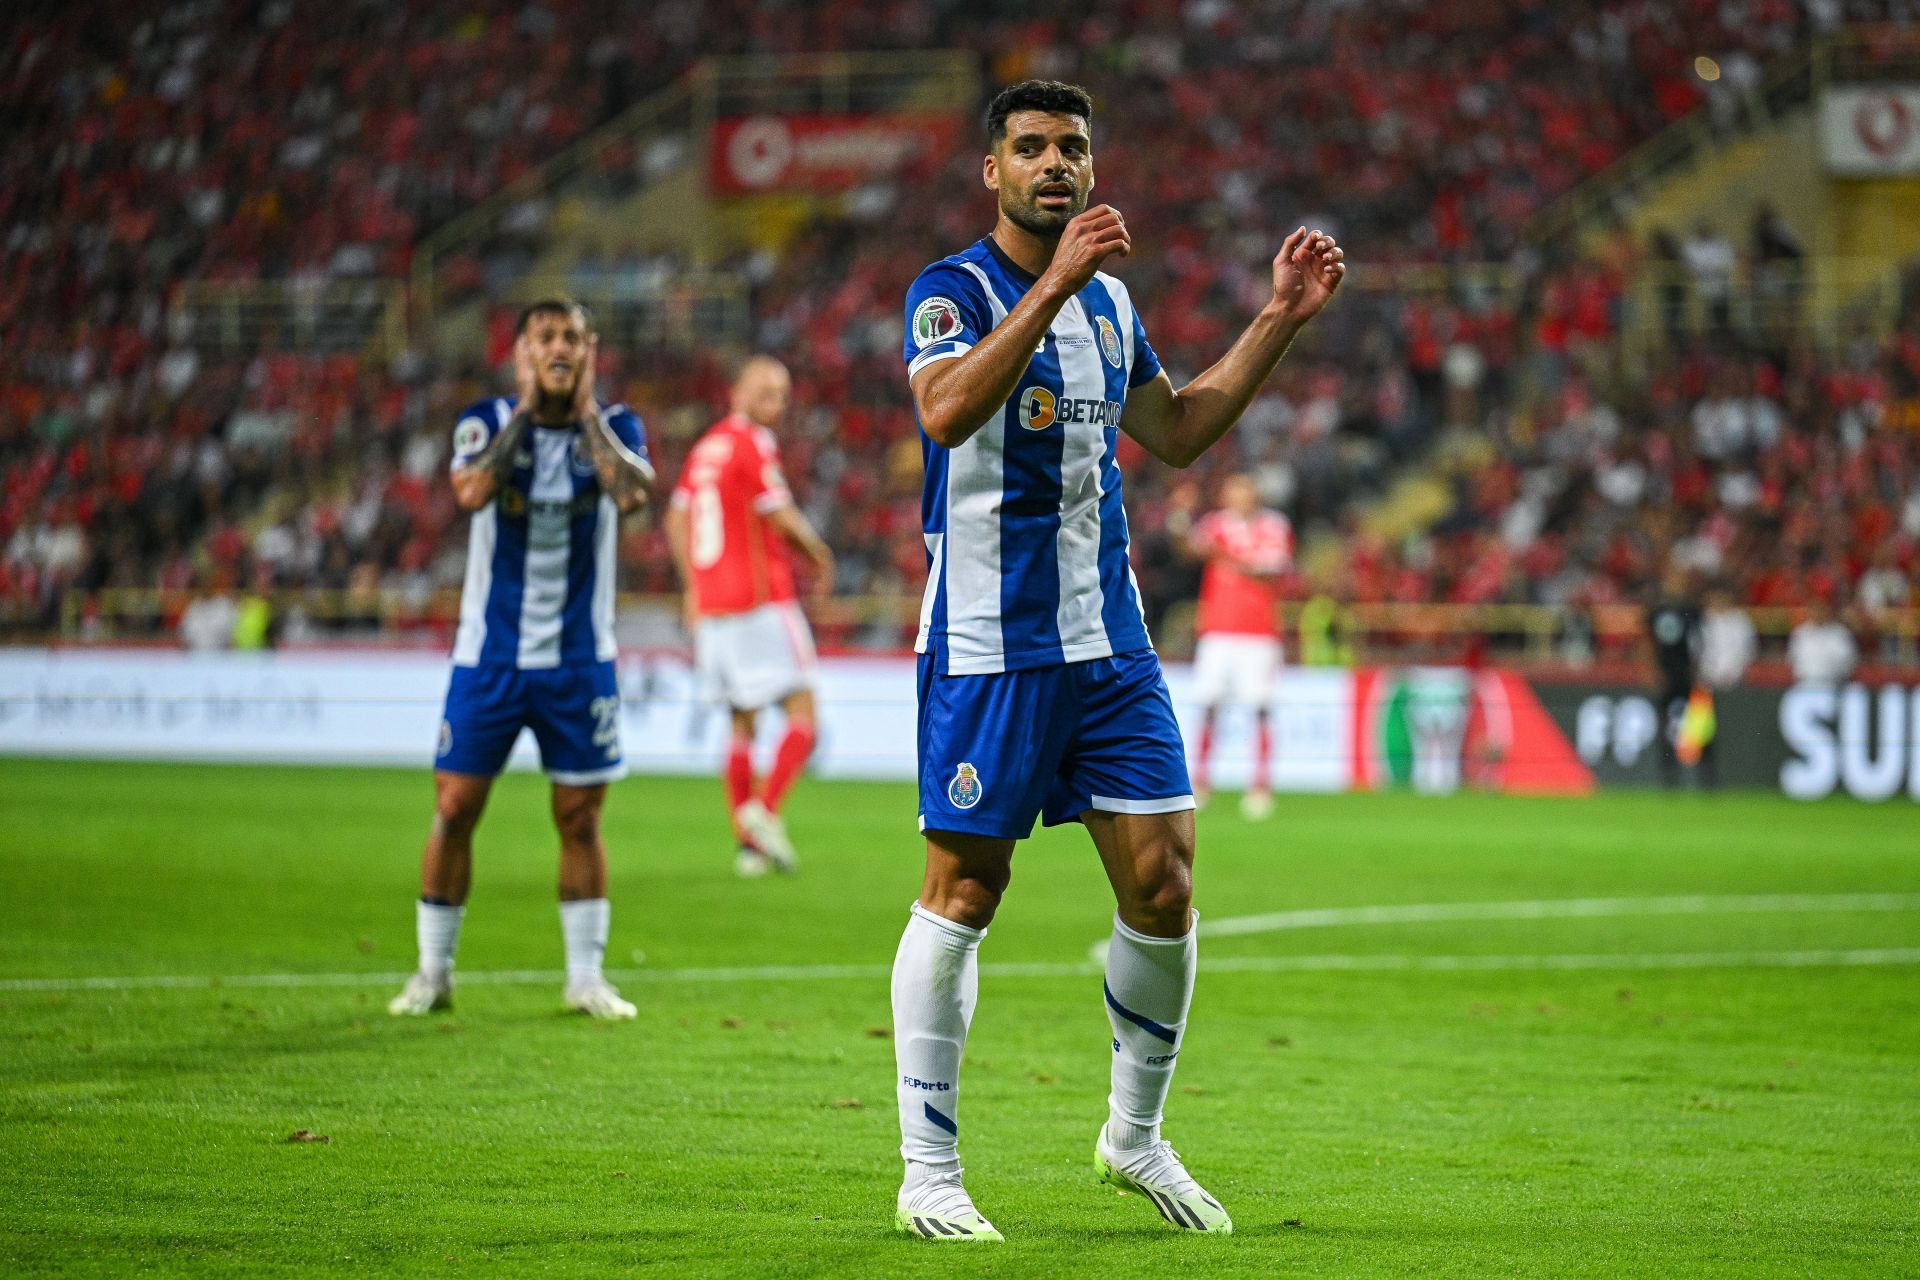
[
  {"x1": 1187, "y1": 473, "x2": 1292, "y2": 818},
  {"x1": 666, "y1": 356, "x2": 835, "y2": 875}
]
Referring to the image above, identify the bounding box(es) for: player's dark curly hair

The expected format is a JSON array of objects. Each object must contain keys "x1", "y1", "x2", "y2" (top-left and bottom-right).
[
  {"x1": 985, "y1": 80, "x2": 1093, "y2": 145},
  {"x1": 515, "y1": 297, "x2": 594, "y2": 335}
]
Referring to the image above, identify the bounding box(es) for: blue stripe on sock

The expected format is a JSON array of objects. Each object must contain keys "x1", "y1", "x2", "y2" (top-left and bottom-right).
[
  {"x1": 1104, "y1": 980, "x2": 1178, "y2": 1045},
  {"x1": 924, "y1": 1103, "x2": 958, "y2": 1136}
]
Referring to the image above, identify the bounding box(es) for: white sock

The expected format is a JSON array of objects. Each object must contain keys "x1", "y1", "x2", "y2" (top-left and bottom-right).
[
  {"x1": 891, "y1": 902, "x2": 983, "y2": 1171},
  {"x1": 416, "y1": 899, "x2": 464, "y2": 982},
  {"x1": 1103, "y1": 910, "x2": 1197, "y2": 1150},
  {"x1": 559, "y1": 897, "x2": 611, "y2": 987}
]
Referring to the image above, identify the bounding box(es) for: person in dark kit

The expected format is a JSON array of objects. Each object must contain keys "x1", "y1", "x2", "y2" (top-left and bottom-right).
[{"x1": 1647, "y1": 564, "x2": 1702, "y2": 789}]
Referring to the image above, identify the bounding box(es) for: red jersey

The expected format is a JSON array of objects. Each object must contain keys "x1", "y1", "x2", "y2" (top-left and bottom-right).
[
  {"x1": 1193, "y1": 508, "x2": 1292, "y2": 637},
  {"x1": 672, "y1": 414, "x2": 798, "y2": 616}
]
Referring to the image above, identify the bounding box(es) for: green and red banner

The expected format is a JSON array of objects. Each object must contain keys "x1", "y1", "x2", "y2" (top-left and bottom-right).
[{"x1": 1349, "y1": 667, "x2": 1595, "y2": 796}]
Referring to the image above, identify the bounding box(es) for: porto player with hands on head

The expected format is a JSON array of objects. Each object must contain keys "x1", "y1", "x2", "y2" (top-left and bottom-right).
[
  {"x1": 1188, "y1": 473, "x2": 1293, "y2": 819},
  {"x1": 890, "y1": 79, "x2": 1345, "y2": 1241},
  {"x1": 389, "y1": 300, "x2": 653, "y2": 1021},
  {"x1": 666, "y1": 356, "x2": 834, "y2": 876}
]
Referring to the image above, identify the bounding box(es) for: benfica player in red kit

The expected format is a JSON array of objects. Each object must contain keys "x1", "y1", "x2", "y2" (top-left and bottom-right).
[
  {"x1": 1188, "y1": 473, "x2": 1292, "y2": 818},
  {"x1": 666, "y1": 356, "x2": 835, "y2": 875}
]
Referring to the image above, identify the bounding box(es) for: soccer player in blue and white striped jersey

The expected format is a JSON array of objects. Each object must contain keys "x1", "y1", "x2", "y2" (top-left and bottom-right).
[
  {"x1": 389, "y1": 300, "x2": 654, "y2": 1022},
  {"x1": 889, "y1": 81, "x2": 1346, "y2": 1241}
]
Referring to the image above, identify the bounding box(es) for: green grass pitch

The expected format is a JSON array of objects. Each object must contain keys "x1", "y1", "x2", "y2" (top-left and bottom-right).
[{"x1": 2, "y1": 759, "x2": 1916, "y2": 1277}]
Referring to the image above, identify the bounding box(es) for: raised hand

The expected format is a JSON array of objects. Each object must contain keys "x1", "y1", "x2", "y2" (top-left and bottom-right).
[
  {"x1": 1270, "y1": 228, "x2": 1346, "y2": 325},
  {"x1": 571, "y1": 335, "x2": 599, "y2": 422},
  {"x1": 513, "y1": 335, "x2": 540, "y2": 408},
  {"x1": 1040, "y1": 205, "x2": 1132, "y2": 298}
]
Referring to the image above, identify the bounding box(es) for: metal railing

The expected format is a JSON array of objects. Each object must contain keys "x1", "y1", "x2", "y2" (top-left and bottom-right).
[
  {"x1": 170, "y1": 279, "x2": 408, "y2": 357},
  {"x1": 507, "y1": 272, "x2": 753, "y2": 353}
]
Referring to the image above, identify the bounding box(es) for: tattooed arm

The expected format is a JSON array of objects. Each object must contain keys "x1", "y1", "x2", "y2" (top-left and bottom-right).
[
  {"x1": 451, "y1": 336, "x2": 545, "y2": 512},
  {"x1": 572, "y1": 336, "x2": 652, "y2": 515},
  {"x1": 451, "y1": 408, "x2": 533, "y2": 512},
  {"x1": 579, "y1": 401, "x2": 654, "y2": 515}
]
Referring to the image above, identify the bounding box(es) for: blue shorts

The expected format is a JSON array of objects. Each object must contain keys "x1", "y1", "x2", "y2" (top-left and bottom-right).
[
  {"x1": 435, "y1": 661, "x2": 625, "y2": 786},
  {"x1": 918, "y1": 648, "x2": 1194, "y2": 840}
]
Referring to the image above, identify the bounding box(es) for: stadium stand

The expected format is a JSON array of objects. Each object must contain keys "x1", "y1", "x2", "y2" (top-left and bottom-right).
[{"x1": 2, "y1": 1, "x2": 1915, "y2": 670}]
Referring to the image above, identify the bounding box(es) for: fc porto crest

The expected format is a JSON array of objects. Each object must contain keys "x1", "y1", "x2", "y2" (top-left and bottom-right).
[
  {"x1": 1096, "y1": 315, "x2": 1123, "y2": 368},
  {"x1": 947, "y1": 762, "x2": 983, "y2": 810}
]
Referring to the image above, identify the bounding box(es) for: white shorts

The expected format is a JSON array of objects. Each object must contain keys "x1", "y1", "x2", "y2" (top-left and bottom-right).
[
  {"x1": 1193, "y1": 633, "x2": 1282, "y2": 709},
  {"x1": 695, "y1": 600, "x2": 817, "y2": 711}
]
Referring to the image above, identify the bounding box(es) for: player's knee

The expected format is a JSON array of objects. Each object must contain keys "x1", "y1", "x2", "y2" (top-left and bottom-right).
[
  {"x1": 926, "y1": 857, "x2": 1011, "y2": 929},
  {"x1": 938, "y1": 875, "x2": 1006, "y2": 929},
  {"x1": 551, "y1": 793, "x2": 603, "y2": 847},
  {"x1": 434, "y1": 789, "x2": 485, "y2": 839},
  {"x1": 1137, "y1": 865, "x2": 1194, "y2": 934},
  {"x1": 1131, "y1": 837, "x2": 1195, "y2": 934}
]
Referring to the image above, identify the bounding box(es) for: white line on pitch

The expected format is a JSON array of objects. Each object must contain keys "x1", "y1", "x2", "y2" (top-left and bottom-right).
[
  {"x1": 1082, "y1": 892, "x2": 1920, "y2": 962},
  {"x1": 4, "y1": 947, "x2": 1919, "y2": 994},
  {"x1": 1202, "y1": 893, "x2": 1920, "y2": 938}
]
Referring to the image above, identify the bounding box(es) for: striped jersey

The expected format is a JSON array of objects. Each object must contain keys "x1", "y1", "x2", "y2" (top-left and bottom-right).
[
  {"x1": 447, "y1": 397, "x2": 649, "y2": 668},
  {"x1": 904, "y1": 237, "x2": 1163, "y2": 675}
]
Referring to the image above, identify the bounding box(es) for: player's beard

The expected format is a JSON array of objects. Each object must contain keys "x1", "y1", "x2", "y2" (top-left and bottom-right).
[
  {"x1": 1001, "y1": 181, "x2": 1087, "y2": 238},
  {"x1": 534, "y1": 375, "x2": 576, "y2": 419}
]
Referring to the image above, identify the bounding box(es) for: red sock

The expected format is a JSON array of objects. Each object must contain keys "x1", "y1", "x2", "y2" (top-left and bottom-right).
[
  {"x1": 1252, "y1": 714, "x2": 1272, "y2": 794},
  {"x1": 761, "y1": 723, "x2": 816, "y2": 813},
  {"x1": 725, "y1": 734, "x2": 755, "y2": 821},
  {"x1": 1194, "y1": 713, "x2": 1215, "y2": 792}
]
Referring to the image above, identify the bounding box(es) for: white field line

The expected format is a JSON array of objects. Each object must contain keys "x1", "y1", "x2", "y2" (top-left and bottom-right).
[
  {"x1": 1082, "y1": 892, "x2": 1920, "y2": 962},
  {"x1": 4, "y1": 949, "x2": 1920, "y2": 994},
  {"x1": 6, "y1": 895, "x2": 1917, "y2": 995},
  {"x1": 1201, "y1": 893, "x2": 1920, "y2": 938}
]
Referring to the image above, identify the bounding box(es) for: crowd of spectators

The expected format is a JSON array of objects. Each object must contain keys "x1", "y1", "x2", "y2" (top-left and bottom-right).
[
  {"x1": 1350, "y1": 251, "x2": 1920, "y2": 667},
  {"x1": 2, "y1": 0, "x2": 1914, "y2": 664}
]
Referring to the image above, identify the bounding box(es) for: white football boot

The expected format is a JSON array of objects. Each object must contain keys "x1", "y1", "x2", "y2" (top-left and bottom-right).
[
  {"x1": 563, "y1": 977, "x2": 637, "y2": 1019},
  {"x1": 387, "y1": 971, "x2": 452, "y2": 1016},
  {"x1": 895, "y1": 1165, "x2": 1002, "y2": 1242},
  {"x1": 1238, "y1": 789, "x2": 1274, "y2": 820},
  {"x1": 734, "y1": 799, "x2": 798, "y2": 873},
  {"x1": 1095, "y1": 1126, "x2": 1233, "y2": 1233}
]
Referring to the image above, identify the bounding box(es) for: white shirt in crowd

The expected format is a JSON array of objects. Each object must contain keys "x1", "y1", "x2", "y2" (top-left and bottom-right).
[
  {"x1": 1857, "y1": 565, "x2": 1910, "y2": 611},
  {"x1": 1690, "y1": 394, "x2": 1781, "y2": 459},
  {"x1": 1698, "y1": 605, "x2": 1756, "y2": 688},
  {"x1": 1682, "y1": 231, "x2": 1736, "y2": 298},
  {"x1": 1787, "y1": 619, "x2": 1858, "y2": 684},
  {"x1": 178, "y1": 595, "x2": 237, "y2": 652}
]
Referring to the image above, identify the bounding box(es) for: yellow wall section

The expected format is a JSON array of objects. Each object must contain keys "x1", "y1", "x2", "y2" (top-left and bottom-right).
[{"x1": 1832, "y1": 178, "x2": 1920, "y2": 265}]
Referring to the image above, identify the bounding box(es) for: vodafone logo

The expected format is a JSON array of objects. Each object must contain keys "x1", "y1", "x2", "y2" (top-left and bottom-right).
[
  {"x1": 1823, "y1": 85, "x2": 1920, "y2": 174},
  {"x1": 1853, "y1": 90, "x2": 1913, "y2": 159},
  {"x1": 725, "y1": 116, "x2": 793, "y2": 190}
]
